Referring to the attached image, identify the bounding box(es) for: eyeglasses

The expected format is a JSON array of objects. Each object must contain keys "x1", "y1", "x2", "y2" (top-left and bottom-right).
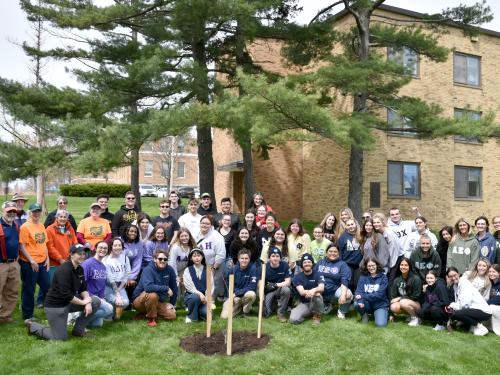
[
  {"x1": 58, "y1": 201, "x2": 68, "y2": 205},
  {"x1": 126, "y1": 197, "x2": 135, "y2": 200},
  {"x1": 156, "y1": 258, "x2": 168, "y2": 262}
]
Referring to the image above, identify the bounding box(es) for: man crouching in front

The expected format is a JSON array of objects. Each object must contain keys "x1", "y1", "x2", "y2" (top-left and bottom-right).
[{"x1": 132, "y1": 249, "x2": 178, "y2": 327}]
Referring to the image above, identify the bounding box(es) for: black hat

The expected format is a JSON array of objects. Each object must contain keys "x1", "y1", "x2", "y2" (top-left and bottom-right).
[
  {"x1": 301, "y1": 253, "x2": 315, "y2": 266},
  {"x1": 269, "y1": 247, "x2": 282, "y2": 258},
  {"x1": 70, "y1": 244, "x2": 85, "y2": 254}
]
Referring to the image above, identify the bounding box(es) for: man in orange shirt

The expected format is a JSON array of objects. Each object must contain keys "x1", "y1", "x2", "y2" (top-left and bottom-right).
[
  {"x1": 77, "y1": 203, "x2": 112, "y2": 256},
  {"x1": 19, "y1": 203, "x2": 50, "y2": 321}
]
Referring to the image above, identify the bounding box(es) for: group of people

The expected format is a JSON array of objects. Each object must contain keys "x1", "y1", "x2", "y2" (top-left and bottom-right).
[{"x1": 0, "y1": 191, "x2": 498, "y2": 341}]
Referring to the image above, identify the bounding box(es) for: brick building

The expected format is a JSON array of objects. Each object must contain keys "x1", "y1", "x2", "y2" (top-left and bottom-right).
[
  {"x1": 74, "y1": 135, "x2": 199, "y2": 190},
  {"x1": 213, "y1": 5, "x2": 500, "y2": 228}
]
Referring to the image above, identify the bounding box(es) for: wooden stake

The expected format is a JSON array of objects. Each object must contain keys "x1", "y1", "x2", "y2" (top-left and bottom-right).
[
  {"x1": 206, "y1": 265, "x2": 213, "y2": 338},
  {"x1": 257, "y1": 262, "x2": 266, "y2": 338},
  {"x1": 227, "y1": 274, "x2": 234, "y2": 356}
]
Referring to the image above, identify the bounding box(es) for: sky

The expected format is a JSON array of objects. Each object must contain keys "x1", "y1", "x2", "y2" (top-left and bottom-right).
[{"x1": 0, "y1": 0, "x2": 499, "y2": 87}]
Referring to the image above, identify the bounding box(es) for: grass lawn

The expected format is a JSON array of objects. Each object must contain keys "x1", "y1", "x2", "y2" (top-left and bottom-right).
[
  {"x1": 1, "y1": 300, "x2": 498, "y2": 375},
  {"x1": 3, "y1": 194, "x2": 497, "y2": 374}
]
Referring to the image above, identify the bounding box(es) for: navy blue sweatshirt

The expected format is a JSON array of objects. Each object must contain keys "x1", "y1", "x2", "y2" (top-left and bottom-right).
[
  {"x1": 421, "y1": 279, "x2": 450, "y2": 311},
  {"x1": 228, "y1": 262, "x2": 258, "y2": 297},
  {"x1": 355, "y1": 272, "x2": 389, "y2": 310},
  {"x1": 489, "y1": 279, "x2": 500, "y2": 306},
  {"x1": 338, "y1": 231, "x2": 362, "y2": 267},
  {"x1": 315, "y1": 258, "x2": 351, "y2": 296},
  {"x1": 132, "y1": 261, "x2": 178, "y2": 305}
]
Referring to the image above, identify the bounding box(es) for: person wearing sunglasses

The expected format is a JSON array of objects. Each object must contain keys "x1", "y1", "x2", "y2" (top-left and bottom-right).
[
  {"x1": 152, "y1": 200, "x2": 180, "y2": 244},
  {"x1": 112, "y1": 191, "x2": 140, "y2": 237},
  {"x1": 132, "y1": 249, "x2": 178, "y2": 327}
]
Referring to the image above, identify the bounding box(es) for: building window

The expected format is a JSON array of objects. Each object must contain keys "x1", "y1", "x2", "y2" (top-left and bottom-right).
[
  {"x1": 387, "y1": 109, "x2": 415, "y2": 136},
  {"x1": 388, "y1": 47, "x2": 419, "y2": 77},
  {"x1": 453, "y1": 53, "x2": 480, "y2": 87},
  {"x1": 454, "y1": 108, "x2": 482, "y2": 143},
  {"x1": 161, "y1": 161, "x2": 169, "y2": 178},
  {"x1": 387, "y1": 161, "x2": 420, "y2": 197},
  {"x1": 454, "y1": 166, "x2": 482, "y2": 199},
  {"x1": 144, "y1": 160, "x2": 153, "y2": 177},
  {"x1": 177, "y1": 138, "x2": 185, "y2": 153},
  {"x1": 142, "y1": 142, "x2": 153, "y2": 152},
  {"x1": 177, "y1": 161, "x2": 185, "y2": 178}
]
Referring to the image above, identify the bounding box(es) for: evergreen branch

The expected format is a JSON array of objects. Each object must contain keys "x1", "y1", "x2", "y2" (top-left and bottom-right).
[{"x1": 308, "y1": 0, "x2": 344, "y2": 26}]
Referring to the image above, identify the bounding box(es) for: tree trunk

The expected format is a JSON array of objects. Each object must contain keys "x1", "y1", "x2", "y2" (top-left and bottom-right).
[
  {"x1": 192, "y1": 39, "x2": 216, "y2": 209},
  {"x1": 36, "y1": 172, "x2": 46, "y2": 214},
  {"x1": 130, "y1": 147, "x2": 141, "y2": 211},
  {"x1": 242, "y1": 141, "x2": 255, "y2": 209},
  {"x1": 348, "y1": 8, "x2": 371, "y2": 220}
]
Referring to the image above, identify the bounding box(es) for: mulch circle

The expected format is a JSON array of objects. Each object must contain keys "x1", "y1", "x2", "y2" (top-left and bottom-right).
[{"x1": 180, "y1": 330, "x2": 271, "y2": 356}]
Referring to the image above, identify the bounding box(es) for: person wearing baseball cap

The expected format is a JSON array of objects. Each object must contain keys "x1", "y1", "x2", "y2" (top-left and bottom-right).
[
  {"x1": 264, "y1": 246, "x2": 292, "y2": 322},
  {"x1": 0, "y1": 201, "x2": 21, "y2": 323},
  {"x1": 26, "y1": 244, "x2": 101, "y2": 340},
  {"x1": 76, "y1": 203, "x2": 112, "y2": 254},
  {"x1": 197, "y1": 192, "x2": 216, "y2": 216},
  {"x1": 290, "y1": 253, "x2": 325, "y2": 325},
  {"x1": 18, "y1": 202, "x2": 50, "y2": 321},
  {"x1": 11, "y1": 193, "x2": 29, "y2": 225}
]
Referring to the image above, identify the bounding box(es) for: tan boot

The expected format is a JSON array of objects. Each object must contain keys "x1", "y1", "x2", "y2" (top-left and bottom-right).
[{"x1": 312, "y1": 314, "x2": 321, "y2": 325}]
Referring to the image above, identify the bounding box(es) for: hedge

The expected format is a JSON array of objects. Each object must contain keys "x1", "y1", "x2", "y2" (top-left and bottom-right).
[{"x1": 59, "y1": 183, "x2": 131, "y2": 197}]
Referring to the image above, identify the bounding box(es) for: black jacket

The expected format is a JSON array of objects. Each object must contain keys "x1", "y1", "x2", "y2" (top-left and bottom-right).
[{"x1": 44, "y1": 210, "x2": 77, "y2": 231}]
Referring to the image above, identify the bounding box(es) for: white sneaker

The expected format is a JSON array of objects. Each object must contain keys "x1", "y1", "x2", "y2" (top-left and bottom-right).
[
  {"x1": 337, "y1": 310, "x2": 346, "y2": 320},
  {"x1": 361, "y1": 313, "x2": 369, "y2": 324},
  {"x1": 408, "y1": 317, "x2": 420, "y2": 327},
  {"x1": 433, "y1": 324, "x2": 446, "y2": 331},
  {"x1": 473, "y1": 323, "x2": 488, "y2": 336},
  {"x1": 185, "y1": 316, "x2": 192, "y2": 324}
]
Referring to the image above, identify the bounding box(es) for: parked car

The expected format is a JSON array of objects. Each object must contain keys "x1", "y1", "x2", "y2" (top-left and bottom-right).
[
  {"x1": 139, "y1": 184, "x2": 157, "y2": 197},
  {"x1": 177, "y1": 186, "x2": 196, "y2": 199},
  {"x1": 156, "y1": 187, "x2": 169, "y2": 198}
]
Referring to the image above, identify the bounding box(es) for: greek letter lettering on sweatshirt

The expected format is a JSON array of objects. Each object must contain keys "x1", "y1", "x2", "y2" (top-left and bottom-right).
[
  {"x1": 315, "y1": 258, "x2": 351, "y2": 295},
  {"x1": 355, "y1": 272, "x2": 389, "y2": 310},
  {"x1": 132, "y1": 261, "x2": 178, "y2": 305},
  {"x1": 410, "y1": 247, "x2": 442, "y2": 282},
  {"x1": 476, "y1": 232, "x2": 496, "y2": 263},
  {"x1": 102, "y1": 253, "x2": 130, "y2": 285},
  {"x1": 82, "y1": 257, "x2": 107, "y2": 298},
  {"x1": 228, "y1": 262, "x2": 258, "y2": 297},
  {"x1": 196, "y1": 228, "x2": 226, "y2": 266},
  {"x1": 447, "y1": 234, "x2": 480, "y2": 275},
  {"x1": 338, "y1": 232, "x2": 362, "y2": 267},
  {"x1": 388, "y1": 219, "x2": 415, "y2": 252}
]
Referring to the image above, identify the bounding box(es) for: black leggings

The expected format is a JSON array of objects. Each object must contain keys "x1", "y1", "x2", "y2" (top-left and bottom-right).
[
  {"x1": 419, "y1": 305, "x2": 448, "y2": 325},
  {"x1": 452, "y1": 308, "x2": 491, "y2": 326}
]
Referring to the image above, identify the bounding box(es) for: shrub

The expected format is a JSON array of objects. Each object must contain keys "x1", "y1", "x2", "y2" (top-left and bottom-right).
[{"x1": 60, "y1": 183, "x2": 131, "y2": 197}]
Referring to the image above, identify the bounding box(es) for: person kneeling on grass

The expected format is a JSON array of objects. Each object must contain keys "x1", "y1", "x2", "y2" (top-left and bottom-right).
[
  {"x1": 184, "y1": 248, "x2": 214, "y2": 323},
  {"x1": 264, "y1": 247, "x2": 292, "y2": 322},
  {"x1": 418, "y1": 270, "x2": 450, "y2": 332},
  {"x1": 354, "y1": 257, "x2": 389, "y2": 327},
  {"x1": 446, "y1": 267, "x2": 492, "y2": 336},
  {"x1": 132, "y1": 249, "x2": 177, "y2": 327},
  {"x1": 221, "y1": 249, "x2": 258, "y2": 319},
  {"x1": 389, "y1": 258, "x2": 422, "y2": 326},
  {"x1": 290, "y1": 253, "x2": 325, "y2": 325},
  {"x1": 315, "y1": 244, "x2": 353, "y2": 319},
  {"x1": 26, "y1": 244, "x2": 101, "y2": 340}
]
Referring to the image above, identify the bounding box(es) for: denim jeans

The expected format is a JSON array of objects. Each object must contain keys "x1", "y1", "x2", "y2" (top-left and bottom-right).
[
  {"x1": 19, "y1": 260, "x2": 50, "y2": 320},
  {"x1": 86, "y1": 298, "x2": 114, "y2": 327},
  {"x1": 104, "y1": 286, "x2": 130, "y2": 309},
  {"x1": 323, "y1": 287, "x2": 353, "y2": 314},
  {"x1": 184, "y1": 292, "x2": 207, "y2": 321},
  {"x1": 36, "y1": 266, "x2": 58, "y2": 305},
  {"x1": 355, "y1": 300, "x2": 388, "y2": 327}
]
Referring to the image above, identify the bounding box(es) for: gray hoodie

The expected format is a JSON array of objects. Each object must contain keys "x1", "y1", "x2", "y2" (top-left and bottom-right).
[{"x1": 447, "y1": 234, "x2": 480, "y2": 275}]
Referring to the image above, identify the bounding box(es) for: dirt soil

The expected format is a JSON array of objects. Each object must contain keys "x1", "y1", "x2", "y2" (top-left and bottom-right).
[{"x1": 180, "y1": 330, "x2": 271, "y2": 356}]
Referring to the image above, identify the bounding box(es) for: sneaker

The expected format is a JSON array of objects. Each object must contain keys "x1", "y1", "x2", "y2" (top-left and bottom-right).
[
  {"x1": 185, "y1": 316, "x2": 192, "y2": 324},
  {"x1": 277, "y1": 314, "x2": 287, "y2": 323},
  {"x1": 433, "y1": 324, "x2": 446, "y2": 331},
  {"x1": 25, "y1": 319, "x2": 33, "y2": 335},
  {"x1": 361, "y1": 313, "x2": 369, "y2": 324},
  {"x1": 337, "y1": 310, "x2": 346, "y2": 320},
  {"x1": 211, "y1": 303, "x2": 216, "y2": 310},
  {"x1": 36, "y1": 304, "x2": 44, "y2": 309},
  {"x1": 473, "y1": 323, "x2": 488, "y2": 336},
  {"x1": 72, "y1": 330, "x2": 94, "y2": 338},
  {"x1": 323, "y1": 304, "x2": 332, "y2": 315},
  {"x1": 408, "y1": 317, "x2": 420, "y2": 327},
  {"x1": 312, "y1": 314, "x2": 321, "y2": 325},
  {"x1": 147, "y1": 319, "x2": 157, "y2": 327}
]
